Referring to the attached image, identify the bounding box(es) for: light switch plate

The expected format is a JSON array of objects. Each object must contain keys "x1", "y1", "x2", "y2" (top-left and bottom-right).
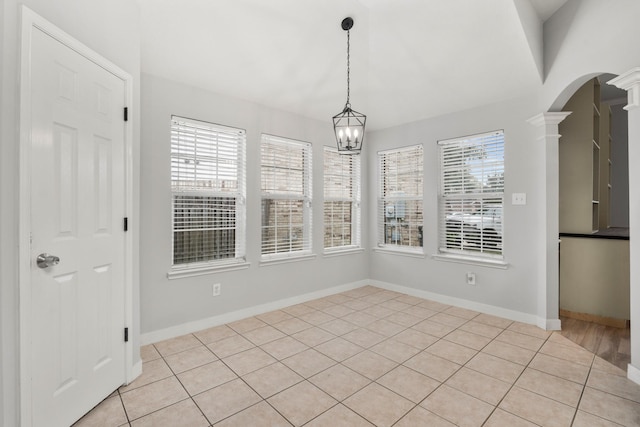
[{"x1": 512, "y1": 193, "x2": 527, "y2": 205}]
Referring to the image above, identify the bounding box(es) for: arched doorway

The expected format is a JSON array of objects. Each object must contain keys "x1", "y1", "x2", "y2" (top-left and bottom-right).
[
  {"x1": 556, "y1": 74, "x2": 630, "y2": 371},
  {"x1": 531, "y1": 67, "x2": 640, "y2": 384}
]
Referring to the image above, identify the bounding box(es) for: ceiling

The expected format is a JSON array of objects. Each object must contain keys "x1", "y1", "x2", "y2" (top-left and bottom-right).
[{"x1": 137, "y1": 0, "x2": 569, "y2": 131}]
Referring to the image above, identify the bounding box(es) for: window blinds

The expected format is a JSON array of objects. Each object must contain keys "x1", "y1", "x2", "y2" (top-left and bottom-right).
[
  {"x1": 378, "y1": 145, "x2": 424, "y2": 249},
  {"x1": 438, "y1": 130, "x2": 504, "y2": 257},
  {"x1": 171, "y1": 116, "x2": 246, "y2": 266},
  {"x1": 261, "y1": 135, "x2": 312, "y2": 257},
  {"x1": 324, "y1": 147, "x2": 361, "y2": 250}
]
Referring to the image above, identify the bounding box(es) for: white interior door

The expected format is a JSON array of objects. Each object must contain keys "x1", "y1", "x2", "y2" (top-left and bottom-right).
[{"x1": 29, "y1": 25, "x2": 127, "y2": 427}]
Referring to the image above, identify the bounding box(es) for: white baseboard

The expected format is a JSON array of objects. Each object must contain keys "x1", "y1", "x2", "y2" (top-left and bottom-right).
[
  {"x1": 141, "y1": 279, "x2": 369, "y2": 345},
  {"x1": 141, "y1": 278, "x2": 558, "y2": 345},
  {"x1": 370, "y1": 279, "x2": 540, "y2": 326},
  {"x1": 628, "y1": 363, "x2": 640, "y2": 386}
]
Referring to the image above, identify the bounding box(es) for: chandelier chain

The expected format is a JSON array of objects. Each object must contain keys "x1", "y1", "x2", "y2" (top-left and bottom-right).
[{"x1": 346, "y1": 29, "x2": 350, "y2": 107}]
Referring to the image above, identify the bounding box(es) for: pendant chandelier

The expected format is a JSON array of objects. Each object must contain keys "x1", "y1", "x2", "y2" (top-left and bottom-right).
[{"x1": 333, "y1": 17, "x2": 366, "y2": 155}]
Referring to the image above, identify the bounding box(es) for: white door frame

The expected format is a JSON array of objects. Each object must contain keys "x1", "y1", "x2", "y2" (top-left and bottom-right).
[{"x1": 18, "y1": 6, "x2": 135, "y2": 425}]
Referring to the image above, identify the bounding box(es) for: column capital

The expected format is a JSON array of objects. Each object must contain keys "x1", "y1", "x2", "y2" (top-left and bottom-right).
[
  {"x1": 527, "y1": 112, "x2": 572, "y2": 142},
  {"x1": 526, "y1": 112, "x2": 572, "y2": 128},
  {"x1": 608, "y1": 67, "x2": 640, "y2": 110}
]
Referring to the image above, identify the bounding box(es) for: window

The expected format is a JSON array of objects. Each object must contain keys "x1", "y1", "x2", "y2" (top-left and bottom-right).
[
  {"x1": 324, "y1": 147, "x2": 361, "y2": 250},
  {"x1": 170, "y1": 116, "x2": 246, "y2": 270},
  {"x1": 378, "y1": 145, "x2": 424, "y2": 250},
  {"x1": 438, "y1": 130, "x2": 504, "y2": 258},
  {"x1": 261, "y1": 135, "x2": 312, "y2": 259}
]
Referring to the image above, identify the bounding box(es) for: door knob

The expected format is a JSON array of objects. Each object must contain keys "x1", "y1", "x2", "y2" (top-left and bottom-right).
[{"x1": 36, "y1": 253, "x2": 60, "y2": 269}]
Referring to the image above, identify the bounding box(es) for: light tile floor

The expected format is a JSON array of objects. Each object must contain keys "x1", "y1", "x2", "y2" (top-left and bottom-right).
[{"x1": 74, "y1": 286, "x2": 640, "y2": 426}]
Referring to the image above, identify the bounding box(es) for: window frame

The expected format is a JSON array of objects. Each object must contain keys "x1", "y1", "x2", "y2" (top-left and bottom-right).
[
  {"x1": 168, "y1": 116, "x2": 249, "y2": 279},
  {"x1": 323, "y1": 146, "x2": 362, "y2": 253},
  {"x1": 376, "y1": 144, "x2": 424, "y2": 254},
  {"x1": 260, "y1": 134, "x2": 313, "y2": 262},
  {"x1": 437, "y1": 129, "x2": 505, "y2": 262}
]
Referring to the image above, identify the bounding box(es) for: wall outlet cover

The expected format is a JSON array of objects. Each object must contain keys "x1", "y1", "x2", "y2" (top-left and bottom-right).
[
  {"x1": 466, "y1": 273, "x2": 476, "y2": 286},
  {"x1": 512, "y1": 193, "x2": 527, "y2": 205}
]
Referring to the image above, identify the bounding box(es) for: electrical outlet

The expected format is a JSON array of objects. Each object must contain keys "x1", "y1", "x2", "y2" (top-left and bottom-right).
[
  {"x1": 466, "y1": 272, "x2": 476, "y2": 286},
  {"x1": 212, "y1": 283, "x2": 221, "y2": 296}
]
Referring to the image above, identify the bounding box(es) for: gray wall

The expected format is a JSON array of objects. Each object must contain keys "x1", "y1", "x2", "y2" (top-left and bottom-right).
[
  {"x1": 140, "y1": 73, "x2": 370, "y2": 334},
  {"x1": 366, "y1": 95, "x2": 542, "y2": 316},
  {"x1": 610, "y1": 104, "x2": 629, "y2": 228}
]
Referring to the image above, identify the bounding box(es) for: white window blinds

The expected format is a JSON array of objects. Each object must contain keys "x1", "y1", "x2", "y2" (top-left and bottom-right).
[
  {"x1": 261, "y1": 134, "x2": 312, "y2": 258},
  {"x1": 171, "y1": 116, "x2": 246, "y2": 266},
  {"x1": 324, "y1": 147, "x2": 361, "y2": 250},
  {"x1": 378, "y1": 145, "x2": 424, "y2": 249},
  {"x1": 438, "y1": 130, "x2": 504, "y2": 258}
]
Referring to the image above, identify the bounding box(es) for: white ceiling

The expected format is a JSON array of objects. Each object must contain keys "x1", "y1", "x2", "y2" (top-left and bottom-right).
[{"x1": 138, "y1": 0, "x2": 568, "y2": 131}]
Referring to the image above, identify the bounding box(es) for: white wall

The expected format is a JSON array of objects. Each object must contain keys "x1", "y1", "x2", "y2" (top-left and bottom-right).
[
  {"x1": 610, "y1": 104, "x2": 629, "y2": 228},
  {"x1": 0, "y1": 1, "x2": 140, "y2": 426},
  {"x1": 366, "y1": 95, "x2": 542, "y2": 319},
  {"x1": 140, "y1": 73, "x2": 369, "y2": 335},
  {"x1": 542, "y1": 0, "x2": 640, "y2": 111},
  {"x1": 0, "y1": 0, "x2": 6, "y2": 421}
]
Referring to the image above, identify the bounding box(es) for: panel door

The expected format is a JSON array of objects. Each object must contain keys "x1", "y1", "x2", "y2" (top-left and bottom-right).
[{"x1": 29, "y1": 26, "x2": 127, "y2": 427}]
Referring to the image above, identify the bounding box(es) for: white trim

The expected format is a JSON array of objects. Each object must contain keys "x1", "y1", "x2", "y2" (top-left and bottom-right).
[
  {"x1": 373, "y1": 247, "x2": 425, "y2": 258},
  {"x1": 140, "y1": 279, "x2": 369, "y2": 345},
  {"x1": 167, "y1": 261, "x2": 251, "y2": 279},
  {"x1": 377, "y1": 143, "x2": 423, "y2": 155},
  {"x1": 438, "y1": 129, "x2": 504, "y2": 145},
  {"x1": 170, "y1": 116, "x2": 247, "y2": 266},
  {"x1": 431, "y1": 253, "x2": 509, "y2": 270},
  {"x1": 539, "y1": 317, "x2": 562, "y2": 331},
  {"x1": 259, "y1": 253, "x2": 317, "y2": 267},
  {"x1": 323, "y1": 247, "x2": 365, "y2": 257},
  {"x1": 260, "y1": 134, "x2": 313, "y2": 257},
  {"x1": 607, "y1": 68, "x2": 640, "y2": 110},
  {"x1": 128, "y1": 361, "x2": 143, "y2": 386},
  {"x1": 627, "y1": 363, "x2": 640, "y2": 386},
  {"x1": 369, "y1": 279, "x2": 540, "y2": 326},
  {"x1": 526, "y1": 111, "x2": 571, "y2": 342},
  {"x1": 323, "y1": 146, "x2": 362, "y2": 250},
  {"x1": 526, "y1": 112, "x2": 572, "y2": 128},
  {"x1": 18, "y1": 7, "x2": 136, "y2": 424}
]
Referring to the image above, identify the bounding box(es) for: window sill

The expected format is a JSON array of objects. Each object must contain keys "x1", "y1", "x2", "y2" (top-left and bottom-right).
[
  {"x1": 260, "y1": 253, "x2": 316, "y2": 267},
  {"x1": 323, "y1": 247, "x2": 365, "y2": 258},
  {"x1": 431, "y1": 253, "x2": 509, "y2": 269},
  {"x1": 167, "y1": 260, "x2": 251, "y2": 280},
  {"x1": 373, "y1": 247, "x2": 425, "y2": 258}
]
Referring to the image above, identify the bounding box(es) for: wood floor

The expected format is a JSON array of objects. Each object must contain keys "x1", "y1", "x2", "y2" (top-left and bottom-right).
[{"x1": 559, "y1": 315, "x2": 631, "y2": 372}]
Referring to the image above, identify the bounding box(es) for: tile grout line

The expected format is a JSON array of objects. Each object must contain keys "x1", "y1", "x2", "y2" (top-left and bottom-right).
[
  {"x1": 125, "y1": 287, "x2": 633, "y2": 427},
  {"x1": 402, "y1": 313, "x2": 509, "y2": 426},
  {"x1": 136, "y1": 295, "x2": 446, "y2": 423},
  {"x1": 151, "y1": 341, "x2": 211, "y2": 426},
  {"x1": 568, "y1": 353, "x2": 595, "y2": 427},
  {"x1": 477, "y1": 331, "x2": 556, "y2": 426},
  {"x1": 294, "y1": 291, "x2": 433, "y2": 426}
]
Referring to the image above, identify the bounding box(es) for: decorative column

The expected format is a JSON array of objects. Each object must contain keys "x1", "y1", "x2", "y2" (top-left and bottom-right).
[
  {"x1": 527, "y1": 112, "x2": 571, "y2": 330},
  {"x1": 608, "y1": 68, "x2": 640, "y2": 384}
]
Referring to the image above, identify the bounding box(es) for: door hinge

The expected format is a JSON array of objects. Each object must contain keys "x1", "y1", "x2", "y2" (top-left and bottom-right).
[
  {"x1": 124, "y1": 107, "x2": 128, "y2": 122},
  {"x1": 123, "y1": 217, "x2": 128, "y2": 232},
  {"x1": 124, "y1": 327, "x2": 129, "y2": 342}
]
